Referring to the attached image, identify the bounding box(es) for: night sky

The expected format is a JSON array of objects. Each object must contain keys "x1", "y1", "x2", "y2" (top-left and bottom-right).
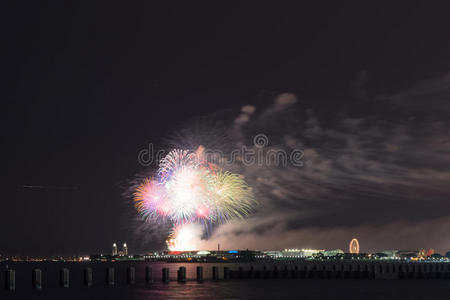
[{"x1": 2, "y1": 1, "x2": 450, "y2": 256}]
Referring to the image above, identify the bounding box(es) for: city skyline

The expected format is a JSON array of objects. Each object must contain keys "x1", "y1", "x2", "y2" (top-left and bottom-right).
[{"x1": 3, "y1": 237, "x2": 450, "y2": 260}]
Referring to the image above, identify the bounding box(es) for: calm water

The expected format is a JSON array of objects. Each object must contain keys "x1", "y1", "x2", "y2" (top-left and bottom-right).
[{"x1": 1, "y1": 262, "x2": 450, "y2": 299}]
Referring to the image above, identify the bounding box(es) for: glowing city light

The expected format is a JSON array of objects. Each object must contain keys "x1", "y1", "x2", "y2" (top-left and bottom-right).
[{"x1": 349, "y1": 238, "x2": 360, "y2": 254}]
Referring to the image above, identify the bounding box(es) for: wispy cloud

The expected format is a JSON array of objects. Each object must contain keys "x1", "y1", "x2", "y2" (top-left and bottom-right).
[
  {"x1": 207, "y1": 74, "x2": 450, "y2": 253},
  {"x1": 129, "y1": 73, "x2": 450, "y2": 253}
]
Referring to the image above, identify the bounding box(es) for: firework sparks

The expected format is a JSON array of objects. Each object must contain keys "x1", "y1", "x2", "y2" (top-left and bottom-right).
[
  {"x1": 166, "y1": 223, "x2": 203, "y2": 251},
  {"x1": 134, "y1": 146, "x2": 256, "y2": 250}
]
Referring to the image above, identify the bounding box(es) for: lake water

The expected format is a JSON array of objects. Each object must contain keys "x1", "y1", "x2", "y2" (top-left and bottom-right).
[{"x1": 1, "y1": 262, "x2": 450, "y2": 299}]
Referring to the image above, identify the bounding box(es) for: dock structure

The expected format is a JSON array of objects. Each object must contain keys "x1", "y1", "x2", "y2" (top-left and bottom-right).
[
  {"x1": 5, "y1": 269, "x2": 15, "y2": 291},
  {"x1": 3, "y1": 261, "x2": 450, "y2": 291},
  {"x1": 145, "y1": 266, "x2": 153, "y2": 285},
  {"x1": 177, "y1": 266, "x2": 186, "y2": 283},
  {"x1": 60, "y1": 268, "x2": 70, "y2": 288},
  {"x1": 127, "y1": 267, "x2": 136, "y2": 285},
  {"x1": 32, "y1": 269, "x2": 42, "y2": 290},
  {"x1": 196, "y1": 266, "x2": 203, "y2": 282},
  {"x1": 106, "y1": 267, "x2": 115, "y2": 287},
  {"x1": 84, "y1": 268, "x2": 93, "y2": 287},
  {"x1": 162, "y1": 267, "x2": 170, "y2": 283}
]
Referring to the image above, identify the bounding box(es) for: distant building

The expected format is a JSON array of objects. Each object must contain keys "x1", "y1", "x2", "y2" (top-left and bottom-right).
[
  {"x1": 264, "y1": 250, "x2": 282, "y2": 259},
  {"x1": 281, "y1": 249, "x2": 324, "y2": 258},
  {"x1": 349, "y1": 238, "x2": 360, "y2": 254},
  {"x1": 430, "y1": 253, "x2": 443, "y2": 260},
  {"x1": 323, "y1": 249, "x2": 344, "y2": 257},
  {"x1": 112, "y1": 243, "x2": 118, "y2": 256},
  {"x1": 123, "y1": 243, "x2": 128, "y2": 256},
  {"x1": 418, "y1": 248, "x2": 426, "y2": 258},
  {"x1": 379, "y1": 250, "x2": 398, "y2": 259},
  {"x1": 397, "y1": 250, "x2": 418, "y2": 259}
]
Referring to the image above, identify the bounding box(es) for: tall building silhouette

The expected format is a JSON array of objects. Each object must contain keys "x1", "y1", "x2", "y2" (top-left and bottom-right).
[
  {"x1": 112, "y1": 243, "x2": 118, "y2": 256},
  {"x1": 123, "y1": 243, "x2": 128, "y2": 256}
]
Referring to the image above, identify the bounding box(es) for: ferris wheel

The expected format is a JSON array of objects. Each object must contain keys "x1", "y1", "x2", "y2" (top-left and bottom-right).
[{"x1": 349, "y1": 238, "x2": 360, "y2": 254}]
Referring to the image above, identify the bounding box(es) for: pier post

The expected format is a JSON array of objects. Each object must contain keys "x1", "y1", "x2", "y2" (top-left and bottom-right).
[
  {"x1": 238, "y1": 267, "x2": 243, "y2": 279},
  {"x1": 302, "y1": 264, "x2": 308, "y2": 279},
  {"x1": 353, "y1": 264, "x2": 359, "y2": 279},
  {"x1": 5, "y1": 269, "x2": 15, "y2": 291},
  {"x1": 60, "y1": 268, "x2": 69, "y2": 288},
  {"x1": 32, "y1": 269, "x2": 42, "y2": 290},
  {"x1": 177, "y1": 267, "x2": 186, "y2": 283},
  {"x1": 282, "y1": 265, "x2": 289, "y2": 278},
  {"x1": 362, "y1": 263, "x2": 369, "y2": 279},
  {"x1": 406, "y1": 263, "x2": 412, "y2": 280},
  {"x1": 418, "y1": 263, "x2": 425, "y2": 279},
  {"x1": 316, "y1": 263, "x2": 322, "y2": 279},
  {"x1": 444, "y1": 263, "x2": 449, "y2": 279},
  {"x1": 127, "y1": 267, "x2": 135, "y2": 285},
  {"x1": 426, "y1": 263, "x2": 433, "y2": 279},
  {"x1": 223, "y1": 267, "x2": 230, "y2": 280},
  {"x1": 106, "y1": 267, "x2": 115, "y2": 286},
  {"x1": 416, "y1": 263, "x2": 421, "y2": 279},
  {"x1": 249, "y1": 266, "x2": 254, "y2": 279},
  {"x1": 306, "y1": 264, "x2": 313, "y2": 279},
  {"x1": 272, "y1": 266, "x2": 278, "y2": 279},
  {"x1": 318, "y1": 263, "x2": 325, "y2": 279},
  {"x1": 343, "y1": 263, "x2": 350, "y2": 279},
  {"x1": 292, "y1": 266, "x2": 298, "y2": 279},
  {"x1": 368, "y1": 263, "x2": 374, "y2": 279},
  {"x1": 162, "y1": 268, "x2": 170, "y2": 283},
  {"x1": 393, "y1": 263, "x2": 400, "y2": 279},
  {"x1": 84, "y1": 268, "x2": 93, "y2": 286},
  {"x1": 196, "y1": 266, "x2": 203, "y2": 282},
  {"x1": 263, "y1": 266, "x2": 270, "y2": 279},
  {"x1": 145, "y1": 267, "x2": 153, "y2": 285},
  {"x1": 212, "y1": 266, "x2": 219, "y2": 281},
  {"x1": 436, "y1": 263, "x2": 443, "y2": 279},
  {"x1": 325, "y1": 263, "x2": 332, "y2": 279},
  {"x1": 255, "y1": 266, "x2": 261, "y2": 279},
  {"x1": 335, "y1": 263, "x2": 343, "y2": 279}
]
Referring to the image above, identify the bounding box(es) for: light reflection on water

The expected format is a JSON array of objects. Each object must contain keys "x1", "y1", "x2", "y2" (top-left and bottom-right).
[
  {"x1": 2, "y1": 280, "x2": 450, "y2": 300},
  {"x1": 133, "y1": 280, "x2": 450, "y2": 300}
]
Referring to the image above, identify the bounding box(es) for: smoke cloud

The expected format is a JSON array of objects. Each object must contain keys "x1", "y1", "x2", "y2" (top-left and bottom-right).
[
  {"x1": 130, "y1": 73, "x2": 450, "y2": 254},
  {"x1": 198, "y1": 74, "x2": 450, "y2": 253}
]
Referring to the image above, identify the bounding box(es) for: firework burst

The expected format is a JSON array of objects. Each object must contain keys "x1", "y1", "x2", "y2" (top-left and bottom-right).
[
  {"x1": 208, "y1": 170, "x2": 255, "y2": 223},
  {"x1": 134, "y1": 146, "x2": 256, "y2": 250}
]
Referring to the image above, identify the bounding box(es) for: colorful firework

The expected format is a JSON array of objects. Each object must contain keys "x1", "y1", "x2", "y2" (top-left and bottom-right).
[
  {"x1": 208, "y1": 170, "x2": 255, "y2": 223},
  {"x1": 134, "y1": 146, "x2": 256, "y2": 250},
  {"x1": 166, "y1": 223, "x2": 203, "y2": 251}
]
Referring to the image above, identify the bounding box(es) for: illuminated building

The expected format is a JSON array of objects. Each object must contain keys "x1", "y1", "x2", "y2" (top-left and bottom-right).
[
  {"x1": 281, "y1": 249, "x2": 324, "y2": 258},
  {"x1": 397, "y1": 250, "x2": 418, "y2": 259},
  {"x1": 349, "y1": 238, "x2": 360, "y2": 254},
  {"x1": 445, "y1": 251, "x2": 450, "y2": 259},
  {"x1": 379, "y1": 250, "x2": 398, "y2": 259},
  {"x1": 123, "y1": 243, "x2": 128, "y2": 256},
  {"x1": 112, "y1": 243, "x2": 118, "y2": 256},
  {"x1": 418, "y1": 248, "x2": 426, "y2": 258},
  {"x1": 323, "y1": 249, "x2": 344, "y2": 257},
  {"x1": 196, "y1": 251, "x2": 211, "y2": 256},
  {"x1": 264, "y1": 251, "x2": 282, "y2": 259}
]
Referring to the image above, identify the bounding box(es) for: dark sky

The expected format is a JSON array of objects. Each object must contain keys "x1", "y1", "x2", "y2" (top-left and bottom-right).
[{"x1": 2, "y1": 1, "x2": 450, "y2": 256}]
